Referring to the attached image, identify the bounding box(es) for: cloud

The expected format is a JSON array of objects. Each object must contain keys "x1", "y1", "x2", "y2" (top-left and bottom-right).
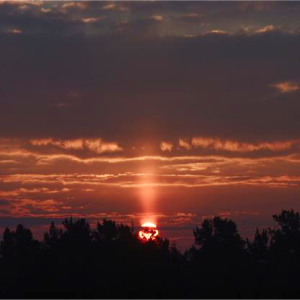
[
  {"x1": 270, "y1": 81, "x2": 299, "y2": 93},
  {"x1": 241, "y1": 24, "x2": 278, "y2": 35},
  {"x1": 40, "y1": 8, "x2": 51, "y2": 13},
  {"x1": 2, "y1": 30, "x2": 300, "y2": 143},
  {"x1": 84, "y1": 139, "x2": 122, "y2": 154},
  {"x1": 6, "y1": 28, "x2": 22, "y2": 34},
  {"x1": 81, "y1": 17, "x2": 104, "y2": 24},
  {"x1": 183, "y1": 13, "x2": 200, "y2": 18},
  {"x1": 190, "y1": 137, "x2": 298, "y2": 153},
  {"x1": 207, "y1": 29, "x2": 227, "y2": 35},
  {"x1": 61, "y1": 2, "x2": 86, "y2": 11},
  {"x1": 0, "y1": 199, "x2": 10, "y2": 206},
  {"x1": 30, "y1": 138, "x2": 122, "y2": 154},
  {"x1": 0, "y1": 1, "x2": 299, "y2": 38},
  {"x1": 255, "y1": 24, "x2": 275, "y2": 34},
  {"x1": 160, "y1": 141, "x2": 173, "y2": 152},
  {"x1": 179, "y1": 139, "x2": 192, "y2": 150},
  {"x1": 102, "y1": 3, "x2": 116, "y2": 10},
  {"x1": 151, "y1": 15, "x2": 163, "y2": 22},
  {"x1": 2, "y1": 153, "x2": 300, "y2": 192}
]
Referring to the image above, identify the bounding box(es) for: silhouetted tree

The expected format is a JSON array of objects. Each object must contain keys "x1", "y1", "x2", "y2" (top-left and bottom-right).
[
  {"x1": 0, "y1": 224, "x2": 40, "y2": 260},
  {"x1": 43, "y1": 222, "x2": 62, "y2": 249},
  {"x1": 270, "y1": 209, "x2": 300, "y2": 253},
  {"x1": 94, "y1": 219, "x2": 119, "y2": 241},
  {"x1": 186, "y1": 216, "x2": 249, "y2": 297},
  {"x1": 193, "y1": 216, "x2": 245, "y2": 253},
  {"x1": 247, "y1": 228, "x2": 269, "y2": 260},
  {"x1": 1, "y1": 210, "x2": 300, "y2": 298},
  {"x1": 62, "y1": 217, "x2": 91, "y2": 244},
  {"x1": 265, "y1": 210, "x2": 300, "y2": 293},
  {"x1": 0, "y1": 225, "x2": 41, "y2": 298},
  {"x1": 0, "y1": 228, "x2": 16, "y2": 259}
]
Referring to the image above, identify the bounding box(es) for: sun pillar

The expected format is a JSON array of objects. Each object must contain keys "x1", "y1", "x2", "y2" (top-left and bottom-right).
[{"x1": 138, "y1": 159, "x2": 159, "y2": 239}]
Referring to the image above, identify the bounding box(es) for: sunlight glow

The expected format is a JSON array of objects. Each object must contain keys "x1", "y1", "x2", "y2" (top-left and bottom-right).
[{"x1": 141, "y1": 222, "x2": 157, "y2": 228}]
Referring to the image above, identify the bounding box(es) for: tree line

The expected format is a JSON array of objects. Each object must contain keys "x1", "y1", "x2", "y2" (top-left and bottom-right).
[{"x1": 1, "y1": 209, "x2": 300, "y2": 298}]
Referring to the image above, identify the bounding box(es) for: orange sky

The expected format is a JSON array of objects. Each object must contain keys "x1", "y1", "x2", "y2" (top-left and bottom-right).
[{"x1": 1, "y1": 1, "x2": 300, "y2": 249}]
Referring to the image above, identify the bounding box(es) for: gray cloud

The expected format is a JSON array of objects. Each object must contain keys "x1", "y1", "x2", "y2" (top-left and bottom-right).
[{"x1": 0, "y1": 30, "x2": 300, "y2": 145}]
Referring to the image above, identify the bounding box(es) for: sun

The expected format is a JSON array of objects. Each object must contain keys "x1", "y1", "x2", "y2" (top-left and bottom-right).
[{"x1": 139, "y1": 222, "x2": 159, "y2": 241}]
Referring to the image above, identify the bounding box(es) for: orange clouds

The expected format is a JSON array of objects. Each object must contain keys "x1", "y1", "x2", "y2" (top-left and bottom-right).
[
  {"x1": 179, "y1": 139, "x2": 192, "y2": 150},
  {"x1": 81, "y1": 17, "x2": 104, "y2": 24},
  {"x1": 61, "y1": 2, "x2": 86, "y2": 11},
  {"x1": 8, "y1": 198, "x2": 73, "y2": 217},
  {"x1": 151, "y1": 15, "x2": 163, "y2": 21},
  {"x1": 30, "y1": 138, "x2": 122, "y2": 154},
  {"x1": 102, "y1": 3, "x2": 116, "y2": 10},
  {"x1": 161, "y1": 141, "x2": 173, "y2": 152},
  {"x1": 190, "y1": 137, "x2": 297, "y2": 152},
  {"x1": 160, "y1": 137, "x2": 300, "y2": 154},
  {"x1": 270, "y1": 81, "x2": 299, "y2": 93},
  {"x1": 6, "y1": 28, "x2": 22, "y2": 34},
  {"x1": 2, "y1": 168, "x2": 300, "y2": 192},
  {"x1": 208, "y1": 29, "x2": 227, "y2": 35},
  {"x1": 255, "y1": 24, "x2": 275, "y2": 33},
  {"x1": 1, "y1": 136, "x2": 300, "y2": 222},
  {"x1": 1, "y1": 138, "x2": 300, "y2": 177}
]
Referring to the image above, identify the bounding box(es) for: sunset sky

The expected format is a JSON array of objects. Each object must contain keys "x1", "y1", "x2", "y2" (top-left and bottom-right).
[{"x1": 1, "y1": 1, "x2": 300, "y2": 249}]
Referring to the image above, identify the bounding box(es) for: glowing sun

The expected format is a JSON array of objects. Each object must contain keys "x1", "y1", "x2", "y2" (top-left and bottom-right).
[{"x1": 139, "y1": 222, "x2": 159, "y2": 241}]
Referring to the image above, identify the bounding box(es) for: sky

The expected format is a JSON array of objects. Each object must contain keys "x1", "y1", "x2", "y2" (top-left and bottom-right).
[{"x1": 1, "y1": 0, "x2": 300, "y2": 250}]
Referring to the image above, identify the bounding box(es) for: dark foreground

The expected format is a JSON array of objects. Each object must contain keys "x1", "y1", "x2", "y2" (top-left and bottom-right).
[{"x1": 1, "y1": 209, "x2": 300, "y2": 298}]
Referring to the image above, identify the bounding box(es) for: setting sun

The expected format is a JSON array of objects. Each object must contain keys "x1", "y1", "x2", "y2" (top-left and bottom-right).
[{"x1": 139, "y1": 222, "x2": 159, "y2": 241}]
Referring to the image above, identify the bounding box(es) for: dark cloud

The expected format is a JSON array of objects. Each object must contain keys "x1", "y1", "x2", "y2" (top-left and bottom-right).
[
  {"x1": 0, "y1": 217, "x2": 63, "y2": 227},
  {"x1": 0, "y1": 30, "x2": 300, "y2": 145},
  {"x1": 0, "y1": 199, "x2": 10, "y2": 206}
]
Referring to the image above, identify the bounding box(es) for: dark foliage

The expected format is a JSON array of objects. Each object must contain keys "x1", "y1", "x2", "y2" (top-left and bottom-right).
[{"x1": 1, "y1": 210, "x2": 300, "y2": 298}]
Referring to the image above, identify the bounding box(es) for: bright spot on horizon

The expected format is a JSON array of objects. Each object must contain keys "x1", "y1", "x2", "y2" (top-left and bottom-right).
[{"x1": 139, "y1": 222, "x2": 159, "y2": 241}]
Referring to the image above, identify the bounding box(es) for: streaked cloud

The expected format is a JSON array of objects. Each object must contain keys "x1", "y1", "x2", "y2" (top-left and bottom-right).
[
  {"x1": 207, "y1": 29, "x2": 227, "y2": 35},
  {"x1": 30, "y1": 138, "x2": 122, "y2": 154},
  {"x1": 255, "y1": 24, "x2": 275, "y2": 34},
  {"x1": 102, "y1": 3, "x2": 116, "y2": 10},
  {"x1": 151, "y1": 15, "x2": 163, "y2": 22},
  {"x1": 40, "y1": 7, "x2": 51, "y2": 13},
  {"x1": 160, "y1": 141, "x2": 173, "y2": 152},
  {"x1": 6, "y1": 28, "x2": 22, "y2": 34},
  {"x1": 183, "y1": 13, "x2": 200, "y2": 18},
  {"x1": 61, "y1": 2, "x2": 86, "y2": 11},
  {"x1": 270, "y1": 81, "x2": 299, "y2": 93},
  {"x1": 179, "y1": 139, "x2": 192, "y2": 150},
  {"x1": 191, "y1": 137, "x2": 298, "y2": 153},
  {"x1": 81, "y1": 17, "x2": 104, "y2": 24}
]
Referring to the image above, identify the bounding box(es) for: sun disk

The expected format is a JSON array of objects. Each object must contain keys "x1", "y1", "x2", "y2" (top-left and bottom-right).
[{"x1": 139, "y1": 222, "x2": 159, "y2": 241}]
